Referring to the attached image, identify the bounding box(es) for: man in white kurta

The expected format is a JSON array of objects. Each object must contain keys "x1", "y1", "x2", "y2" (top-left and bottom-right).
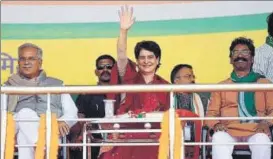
[
  {"x1": 253, "y1": 12, "x2": 273, "y2": 82},
  {"x1": 4, "y1": 43, "x2": 78, "y2": 159}
]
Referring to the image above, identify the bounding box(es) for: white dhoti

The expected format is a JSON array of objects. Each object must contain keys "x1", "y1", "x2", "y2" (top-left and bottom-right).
[
  {"x1": 15, "y1": 108, "x2": 40, "y2": 159},
  {"x1": 12, "y1": 94, "x2": 78, "y2": 159},
  {"x1": 212, "y1": 131, "x2": 271, "y2": 159}
]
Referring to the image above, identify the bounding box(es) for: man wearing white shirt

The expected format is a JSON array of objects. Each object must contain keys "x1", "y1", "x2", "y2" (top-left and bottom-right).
[
  {"x1": 4, "y1": 43, "x2": 78, "y2": 159},
  {"x1": 253, "y1": 12, "x2": 273, "y2": 82}
]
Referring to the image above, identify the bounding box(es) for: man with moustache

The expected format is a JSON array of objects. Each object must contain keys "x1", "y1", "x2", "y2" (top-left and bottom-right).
[
  {"x1": 170, "y1": 64, "x2": 210, "y2": 158},
  {"x1": 205, "y1": 37, "x2": 273, "y2": 159},
  {"x1": 4, "y1": 43, "x2": 78, "y2": 159},
  {"x1": 170, "y1": 64, "x2": 210, "y2": 117},
  {"x1": 68, "y1": 54, "x2": 116, "y2": 159}
]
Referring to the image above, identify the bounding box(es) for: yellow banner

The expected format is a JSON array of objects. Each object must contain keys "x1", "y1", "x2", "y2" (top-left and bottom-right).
[{"x1": 1, "y1": 30, "x2": 266, "y2": 85}]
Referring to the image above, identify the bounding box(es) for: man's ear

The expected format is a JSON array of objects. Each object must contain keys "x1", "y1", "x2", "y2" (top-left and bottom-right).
[
  {"x1": 174, "y1": 78, "x2": 179, "y2": 84},
  {"x1": 39, "y1": 59, "x2": 43, "y2": 69},
  {"x1": 230, "y1": 58, "x2": 233, "y2": 64},
  {"x1": 95, "y1": 69, "x2": 99, "y2": 77}
]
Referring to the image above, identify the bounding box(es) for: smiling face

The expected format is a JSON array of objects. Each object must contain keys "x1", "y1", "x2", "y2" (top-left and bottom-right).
[
  {"x1": 230, "y1": 44, "x2": 254, "y2": 72},
  {"x1": 18, "y1": 47, "x2": 42, "y2": 79},
  {"x1": 136, "y1": 49, "x2": 159, "y2": 75}
]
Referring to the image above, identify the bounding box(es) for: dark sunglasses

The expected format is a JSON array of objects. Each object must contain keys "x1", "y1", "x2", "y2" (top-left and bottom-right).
[{"x1": 97, "y1": 64, "x2": 113, "y2": 70}]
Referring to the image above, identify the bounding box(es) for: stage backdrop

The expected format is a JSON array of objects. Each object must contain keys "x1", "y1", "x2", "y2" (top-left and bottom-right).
[{"x1": 1, "y1": 1, "x2": 272, "y2": 85}]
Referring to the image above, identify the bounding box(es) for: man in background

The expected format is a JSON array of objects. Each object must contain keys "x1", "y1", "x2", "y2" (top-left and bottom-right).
[
  {"x1": 170, "y1": 64, "x2": 210, "y2": 158},
  {"x1": 69, "y1": 54, "x2": 116, "y2": 159},
  {"x1": 253, "y1": 12, "x2": 273, "y2": 82},
  {"x1": 170, "y1": 64, "x2": 210, "y2": 116}
]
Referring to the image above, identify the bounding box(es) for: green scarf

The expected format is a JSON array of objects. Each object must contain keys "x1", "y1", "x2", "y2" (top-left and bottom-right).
[
  {"x1": 266, "y1": 35, "x2": 273, "y2": 47},
  {"x1": 231, "y1": 71, "x2": 263, "y2": 123}
]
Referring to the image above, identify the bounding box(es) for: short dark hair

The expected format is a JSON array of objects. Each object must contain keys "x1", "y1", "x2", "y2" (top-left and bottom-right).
[
  {"x1": 134, "y1": 40, "x2": 161, "y2": 68},
  {"x1": 267, "y1": 12, "x2": 273, "y2": 37},
  {"x1": 170, "y1": 64, "x2": 193, "y2": 83},
  {"x1": 229, "y1": 37, "x2": 255, "y2": 57},
  {"x1": 96, "y1": 54, "x2": 116, "y2": 68}
]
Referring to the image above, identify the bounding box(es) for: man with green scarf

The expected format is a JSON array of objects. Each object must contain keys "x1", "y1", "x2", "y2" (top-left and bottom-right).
[
  {"x1": 205, "y1": 37, "x2": 273, "y2": 159},
  {"x1": 253, "y1": 12, "x2": 273, "y2": 82}
]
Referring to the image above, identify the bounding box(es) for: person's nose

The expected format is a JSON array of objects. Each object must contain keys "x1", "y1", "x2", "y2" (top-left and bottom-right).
[{"x1": 144, "y1": 57, "x2": 149, "y2": 64}]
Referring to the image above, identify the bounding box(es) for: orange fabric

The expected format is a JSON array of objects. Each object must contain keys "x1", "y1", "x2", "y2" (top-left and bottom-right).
[
  {"x1": 158, "y1": 111, "x2": 170, "y2": 159},
  {"x1": 50, "y1": 114, "x2": 59, "y2": 159},
  {"x1": 5, "y1": 113, "x2": 15, "y2": 159},
  {"x1": 35, "y1": 114, "x2": 46, "y2": 159},
  {"x1": 158, "y1": 110, "x2": 183, "y2": 159},
  {"x1": 205, "y1": 78, "x2": 273, "y2": 137}
]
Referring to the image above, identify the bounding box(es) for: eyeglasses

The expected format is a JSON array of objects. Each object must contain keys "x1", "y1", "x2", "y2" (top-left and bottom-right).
[
  {"x1": 97, "y1": 64, "x2": 113, "y2": 70},
  {"x1": 231, "y1": 50, "x2": 251, "y2": 56},
  {"x1": 176, "y1": 75, "x2": 196, "y2": 80},
  {"x1": 18, "y1": 56, "x2": 39, "y2": 62}
]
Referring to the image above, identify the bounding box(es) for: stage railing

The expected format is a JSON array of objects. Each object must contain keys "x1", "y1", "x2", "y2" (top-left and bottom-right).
[{"x1": 1, "y1": 83, "x2": 273, "y2": 159}]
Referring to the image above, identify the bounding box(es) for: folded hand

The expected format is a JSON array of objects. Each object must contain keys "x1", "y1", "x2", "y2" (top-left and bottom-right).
[
  {"x1": 58, "y1": 121, "x2": 70, "y2": 137},
  {"x1": 214, "y1": 123, "x2": 227, "y2": 132}
]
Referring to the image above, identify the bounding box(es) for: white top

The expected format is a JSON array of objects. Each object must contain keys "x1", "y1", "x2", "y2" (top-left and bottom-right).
[
  {"x1": 0, "y1": 93, "x2": 78, "y2": 128},
  {"x1": 59, "y1": 93, "x2": 78, "y2": 128},
  {"x1": 253, "y1": 43, "x2": 273, "y2": 82}
]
